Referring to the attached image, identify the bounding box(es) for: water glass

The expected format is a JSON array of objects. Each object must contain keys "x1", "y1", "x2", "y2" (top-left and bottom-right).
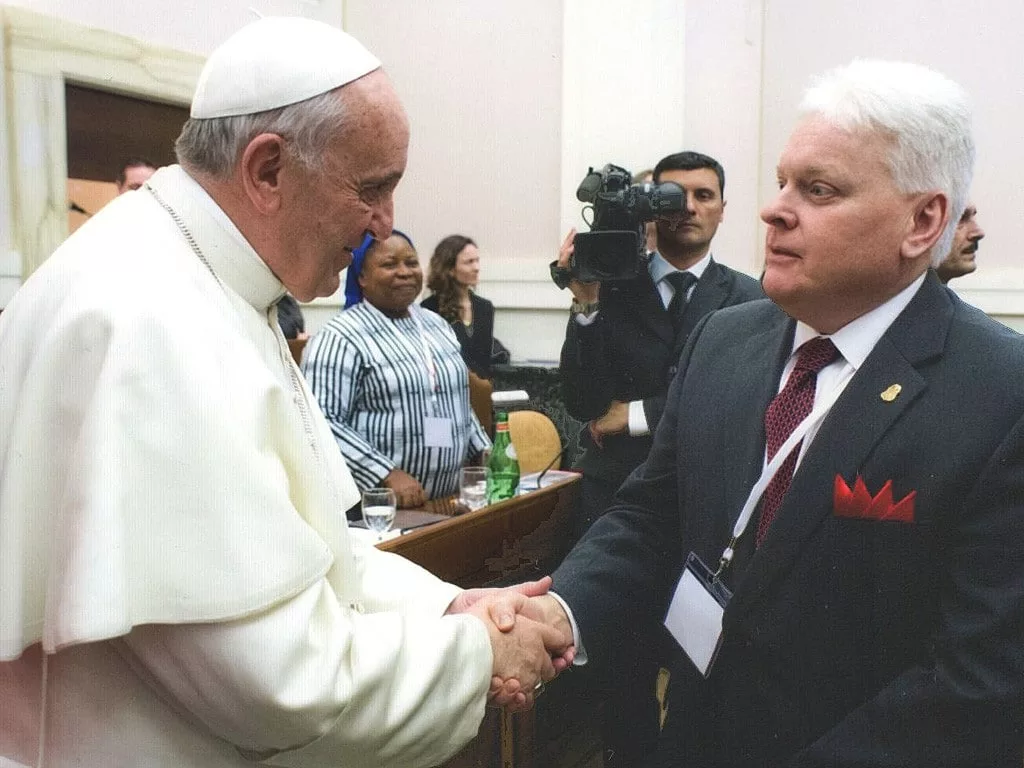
[
  {"x1": 361, "y1": 488, "x2": 397, "y2": 541},
  {"x1": 459, "y1": 466, "x2": 488, "y2": 512}
]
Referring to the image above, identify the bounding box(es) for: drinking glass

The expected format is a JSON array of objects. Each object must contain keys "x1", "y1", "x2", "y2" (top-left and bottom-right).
[
  {"x1": 361, "y1": 488, "x2": 397, "y2": 541},
  {"x1": 459, "y1": 466, "x2": 488, "y2": 512}
]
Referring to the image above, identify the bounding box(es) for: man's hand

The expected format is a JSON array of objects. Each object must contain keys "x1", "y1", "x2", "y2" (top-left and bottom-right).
[
  {"x1": 558, "y1": 228, "x2": 600, "y2": 305},
  {"x1": 486, "y1": 593, "x2": 575, "y2": 710},
  {"x1": 589, "y1": 400, "x2": 630, "y2": 447},
  {"x1": 446, "y1": 576, "x2": 554, "y2": 623},
  {"x1": 466, "y1": 592, "x2": 572, "y2": 713},
  {"x1": 447, "y1": 578, "x2": 575, "y2": 711},
  {"x1": 382, "y1": 469, "x2": 427, "y2": 508}
]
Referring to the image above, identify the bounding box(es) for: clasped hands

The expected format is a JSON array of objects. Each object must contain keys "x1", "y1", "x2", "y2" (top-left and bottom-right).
[{"x1": 446, "y1": 576, "x2": 573, "y2": 713}]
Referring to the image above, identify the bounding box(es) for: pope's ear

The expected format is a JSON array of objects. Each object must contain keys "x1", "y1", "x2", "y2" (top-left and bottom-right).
[
  {"x1": 239, "y1": 133, "x2": 287, "y2": 214},
  {"x1": 901, "y1": 191, "x2": 947, "y2": 261}
]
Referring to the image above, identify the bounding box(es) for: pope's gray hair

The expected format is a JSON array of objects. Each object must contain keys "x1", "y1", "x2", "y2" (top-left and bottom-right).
[
  {"x1": 800, "y1": 59, "x2": 974, "y2": 265},
  {"x1": 174, "y1": 88, "x2": 348, "y2": 180}
]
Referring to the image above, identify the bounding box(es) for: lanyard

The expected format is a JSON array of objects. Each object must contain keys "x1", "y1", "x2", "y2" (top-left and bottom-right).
[
  {"x1": 714, "y1": 365, "x2": 854, "y2": 577},
  {"x1": 408, "y1": 308, "x2": 439, "y2": 415}
]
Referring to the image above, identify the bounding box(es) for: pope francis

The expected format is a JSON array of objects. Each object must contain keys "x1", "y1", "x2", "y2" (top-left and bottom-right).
[{"x1": 0, "y1": 17, "x2": 570, "y2": 768}]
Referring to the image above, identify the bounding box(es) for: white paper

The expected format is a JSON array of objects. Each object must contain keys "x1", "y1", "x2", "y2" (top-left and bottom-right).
[
  {"x1": 423, "y1": 417, "x2": 454, "y2": 448},
  {"x1": 664, "y1": 568, "x2": 725, "y2": 677}
]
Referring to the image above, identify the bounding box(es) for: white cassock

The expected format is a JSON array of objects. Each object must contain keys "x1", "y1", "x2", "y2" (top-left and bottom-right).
[{"x1": 0, "y1": 166, "x2": 491, "y2": 767}]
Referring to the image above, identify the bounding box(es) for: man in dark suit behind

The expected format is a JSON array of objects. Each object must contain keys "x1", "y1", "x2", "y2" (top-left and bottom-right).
[
  {"x1": 535, "y1": 60, "x2": 1024, "y2": 766},
  {"x1": 559, "y1": 151, "x2": 763, "y2": 538},
  {"x1": 556, "y1": 151, "x2": 762, "y2": 766}
]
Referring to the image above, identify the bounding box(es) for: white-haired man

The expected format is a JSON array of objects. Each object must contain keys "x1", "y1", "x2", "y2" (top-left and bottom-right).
[
  {"x1": 537, "y1": 60, "x2": 1024, "y2": 765},
  {"x1": 0, "y1": 18, "x2": 570, "y2": 768}
]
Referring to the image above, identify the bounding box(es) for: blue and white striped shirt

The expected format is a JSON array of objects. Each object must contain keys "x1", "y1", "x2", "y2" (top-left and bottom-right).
[{"x1": 302, "y1": 302, "x2": 490, "y2": 499}]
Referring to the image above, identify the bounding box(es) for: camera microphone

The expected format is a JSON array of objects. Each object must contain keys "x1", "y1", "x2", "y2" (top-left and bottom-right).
[{"x1": 576, "y1": 168, "x2": 604, "y2": 203}]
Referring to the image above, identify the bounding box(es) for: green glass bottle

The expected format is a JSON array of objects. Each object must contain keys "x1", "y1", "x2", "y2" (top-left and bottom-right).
[{"x1": 486, "y1": 411, "x2": 520, "y2": 503}]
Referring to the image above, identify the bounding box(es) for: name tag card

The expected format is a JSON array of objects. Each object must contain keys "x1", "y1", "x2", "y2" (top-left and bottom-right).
[
  {"x1": 664, "y1": 552, "x2": 733, "y2": 677},
  {"x1": 424, "y1": 417, "x2": 454, "y2": 448}
]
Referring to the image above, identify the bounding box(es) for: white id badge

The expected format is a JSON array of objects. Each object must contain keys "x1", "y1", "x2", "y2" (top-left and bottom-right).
[
  {"x1": 423, "y1": 417, "x2": 454, "y2": 448},
  {"x1": 664, "y1": 552, "x2": 733, "y2": 677}
]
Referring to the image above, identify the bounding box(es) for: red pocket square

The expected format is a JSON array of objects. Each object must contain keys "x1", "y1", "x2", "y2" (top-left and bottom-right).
[{"x1": 833, "y1": 475, "x2": 915, "y2": 523}]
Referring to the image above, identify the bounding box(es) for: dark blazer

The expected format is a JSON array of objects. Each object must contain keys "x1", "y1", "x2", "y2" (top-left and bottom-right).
[
  {"x1": 553, "y1": 273, "x2": 1024, "y2": 766},
  {"x1": 421, "y1": 292, "x2": 494, "y2": 378},
  {"x1": 560, "y1": 257, "x2": 763, "y2": 485}
]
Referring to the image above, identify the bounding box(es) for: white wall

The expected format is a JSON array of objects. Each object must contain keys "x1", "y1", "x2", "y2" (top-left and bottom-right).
[
  {"x1": 755, "y1": 0, "x2": 1024, "y2": 320},
  {"x1": 1, "y1": 0, "x2": 343, "y2": 54},
  {"x1": 683, "y1": 0, "x2": 765, "y2": 276},
  {"x1": 335, "y1": 0, "x2": 689, "y2": 362},
  {"x1": 3, "y1": 1, "x2": 1022, "y2": 349},
  {"x1": 0, "y1": 23, "x2": 16, "y2": 306}
]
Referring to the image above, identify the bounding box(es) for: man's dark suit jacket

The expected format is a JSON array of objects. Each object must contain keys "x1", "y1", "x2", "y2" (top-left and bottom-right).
[
  {"x1": 553, "y1": 273, "x2": 1024, "y2": 766},
  {"x1": 421, "y1": 292, "x2": 494, "y2": 378},
  {"x1": 560, "y1": 257, "x2": 763, "y2": 489}
]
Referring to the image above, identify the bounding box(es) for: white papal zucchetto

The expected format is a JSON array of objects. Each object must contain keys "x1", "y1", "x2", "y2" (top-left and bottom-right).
[{"x1": 190, "y1": 16, "x2": 381, "y2": 119}]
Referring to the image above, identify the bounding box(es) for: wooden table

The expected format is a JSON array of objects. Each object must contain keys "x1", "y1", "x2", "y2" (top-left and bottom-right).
[
  {"x1": 379, "y1": 475, "x2": 586, "y2": 768},
  {"x1": 379, "y1": 474, "x2": 580, "y2": 588}
]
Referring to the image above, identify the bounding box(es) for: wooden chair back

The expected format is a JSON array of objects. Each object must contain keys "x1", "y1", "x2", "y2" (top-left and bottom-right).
[
  {"x1": 508, "y1": 410, "x2": 562, "y2": 474},
  {"x1": 468, "y1": 371, "x2": 493, "y2": 434}
]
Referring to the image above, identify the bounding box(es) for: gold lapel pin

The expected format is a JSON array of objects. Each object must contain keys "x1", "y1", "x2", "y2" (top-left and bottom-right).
[{"x1": 880, "y1": 384, "x2": 902, "y2": 402}]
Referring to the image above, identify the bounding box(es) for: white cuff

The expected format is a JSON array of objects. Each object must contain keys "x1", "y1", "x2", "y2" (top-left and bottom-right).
[
  {"x1": 627, "y1": 399, "x2": 650, "y2": 437},
  {"x1": 549, "y1": 591, "x2": 587, "y2": 665}
]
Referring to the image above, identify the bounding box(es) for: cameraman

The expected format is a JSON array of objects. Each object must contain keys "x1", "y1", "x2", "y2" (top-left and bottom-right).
[
  {"x1": 559, "y1": 151, "x2": 762, "y2": 536},
  {"x1": 558, "y1": 152, "x2": 762, "y2": 767}
]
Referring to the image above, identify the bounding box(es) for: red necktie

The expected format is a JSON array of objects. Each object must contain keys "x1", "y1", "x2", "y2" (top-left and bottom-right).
[{"x1": 756, "y1": 337, "x2": 840, "y2": 546}]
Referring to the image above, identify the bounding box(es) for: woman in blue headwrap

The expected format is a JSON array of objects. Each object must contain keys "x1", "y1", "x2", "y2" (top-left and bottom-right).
[{"x1": 302, "y1": 231, "x2": 490, "y2": 509}]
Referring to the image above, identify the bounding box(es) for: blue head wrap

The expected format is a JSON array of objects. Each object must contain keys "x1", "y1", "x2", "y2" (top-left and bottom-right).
[
  {"x1": 344, "y1": 233, "x2": 375, "y2": 308},
  {"x1": 343, "y1": 230, "x2": 416, "y2": 308}
]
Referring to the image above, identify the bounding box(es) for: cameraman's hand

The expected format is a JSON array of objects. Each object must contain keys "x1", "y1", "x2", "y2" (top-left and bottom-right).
[
  {"x1": 558, "y1": 228, "x2": 600, "y2": 305},
  {"x1": 589, "y1": 400, "x2": 629, "y2": 446}
]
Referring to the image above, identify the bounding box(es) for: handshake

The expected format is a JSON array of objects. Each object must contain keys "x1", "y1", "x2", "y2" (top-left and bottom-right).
[{"x1": 446, "y1": 576, "x2": 574, "y2": 712}]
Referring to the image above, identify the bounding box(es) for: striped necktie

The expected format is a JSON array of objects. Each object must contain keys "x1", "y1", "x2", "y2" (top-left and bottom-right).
[{"x1": 756, "y1": 336, "x2": 840, "y2": 546}]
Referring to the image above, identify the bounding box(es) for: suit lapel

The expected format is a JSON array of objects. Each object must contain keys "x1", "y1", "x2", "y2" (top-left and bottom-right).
[
  {"x1": 675, "y1": 260, "x2": 729, "y2": 357},
  {"x1": 707, "y1": 312, "x2": 795, "y2": 539},
  {"x1": 605, "y1": 267, "x2": 675, "y2": 345},
  {"x1": 725, "y1": 276, "x2": 953, "y2": 623}
]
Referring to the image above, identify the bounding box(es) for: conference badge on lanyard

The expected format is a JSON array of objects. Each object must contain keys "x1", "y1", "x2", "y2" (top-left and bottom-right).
[
  {"x1": 424, "y1": 416, "x2": 454, "y2": 448},
  {"x1": 664, "y1": 551, "x2": 732, "y2": 677}
]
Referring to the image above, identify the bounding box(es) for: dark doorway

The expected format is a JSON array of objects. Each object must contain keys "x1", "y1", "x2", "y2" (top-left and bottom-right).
[{"x1": 65, "y1": 84, "x2": 189, "y2": 183}]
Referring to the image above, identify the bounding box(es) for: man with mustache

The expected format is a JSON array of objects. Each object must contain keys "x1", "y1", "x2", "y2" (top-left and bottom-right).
[{"x1": 936, "y1": 201, "x2": 985, "y2": 282}]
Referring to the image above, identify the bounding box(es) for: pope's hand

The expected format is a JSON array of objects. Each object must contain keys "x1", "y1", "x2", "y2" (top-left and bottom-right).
[
  {"x1": 467, "y1": 592, "x2": 570, "y2": 712},
  {"x1": 447, "y1": 577, "x2": 575, "y2": 711}
]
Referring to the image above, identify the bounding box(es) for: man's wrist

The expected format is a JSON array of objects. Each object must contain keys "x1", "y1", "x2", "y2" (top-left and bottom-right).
[
  {"x1": 547, "y1": 592, "x2": 587, "y2": 664},
  {"x1": 570, "y1": 299, "x2": 599, "y2": 315},
  {"x1": 627, "y1": 399, "x2": 651, "y2": 437}
]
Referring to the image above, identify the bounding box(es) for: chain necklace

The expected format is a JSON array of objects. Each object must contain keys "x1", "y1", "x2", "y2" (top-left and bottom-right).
[{"x1": 145, "y1": 183, "x2": 320, "y2": 460}]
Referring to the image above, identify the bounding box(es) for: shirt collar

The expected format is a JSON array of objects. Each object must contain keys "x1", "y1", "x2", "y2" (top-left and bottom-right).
[
  {"x1": 149, "y1": 165, "x2": 286, "y2": 312},
  {"x1": 648, "y1": 251, "x2": 712, "y2": 284},
  {"x1": 791, "y1": 272, "x2": 928, "y2": 369}
]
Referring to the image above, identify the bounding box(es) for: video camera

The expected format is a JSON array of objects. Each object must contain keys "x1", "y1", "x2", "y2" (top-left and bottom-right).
[{"x1": 551, "y1": 164, "x2": 685, "y2": 286}]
